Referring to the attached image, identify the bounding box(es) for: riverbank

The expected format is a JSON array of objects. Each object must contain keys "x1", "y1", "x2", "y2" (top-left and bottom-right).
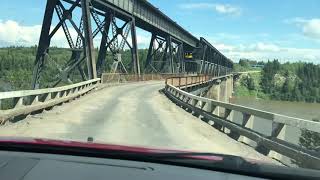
[
  {"x1": 234, "y1": 73, "x2": 270, "y2": 100},
  {"x1": 234, "y1": 72, "x2": 320, "y2": 103},
  {"x1": 234, "y1": 60, "x2": 320, "y2": 103}
]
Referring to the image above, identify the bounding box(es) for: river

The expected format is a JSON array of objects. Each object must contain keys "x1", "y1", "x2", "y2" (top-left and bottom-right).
[
  {"x1": 231, "y1": 97, "x2": 320, "y2": 121},
  {"x1": 230, "y1": 97, "x2": 320, "y2": 145}
]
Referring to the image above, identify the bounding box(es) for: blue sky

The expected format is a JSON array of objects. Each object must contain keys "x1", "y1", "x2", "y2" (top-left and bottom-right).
[{"x1": 0, "y1": 0, "x2": 319, "y2": 62}]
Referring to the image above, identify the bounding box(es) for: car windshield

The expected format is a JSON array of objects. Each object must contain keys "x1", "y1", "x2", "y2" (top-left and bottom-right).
[{"x1": 0, "y1": 0, "x2": 319, "y2": 175}]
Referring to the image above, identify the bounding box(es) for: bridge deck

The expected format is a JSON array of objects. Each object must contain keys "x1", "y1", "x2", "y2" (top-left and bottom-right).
[{"x1": 0, "y1": 81, "x2": 277, "y2": 163}]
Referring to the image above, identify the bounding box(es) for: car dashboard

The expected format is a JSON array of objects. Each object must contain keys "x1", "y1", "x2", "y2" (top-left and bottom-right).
[{"x1": 0, "y1": 151, "x2": 266, "y2": 180}]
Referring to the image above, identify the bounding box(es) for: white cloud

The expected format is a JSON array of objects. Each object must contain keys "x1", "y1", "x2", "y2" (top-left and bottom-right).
[
  {"x1": 215, "y1": 43, "x2": 235, "y2": 51},
  {"x1": 214, "y1": 4, "x2": 240, "y2": 15},
  {"x1": 249, "y1": 42, "x2": 280, "y2": 52},
  {"x1": 207, "y1": 39, "x2": 319, "y2": 63},
  {"x1": 179, "y1": 3, "x2": 242, "y2": 16},
  {"x1": 0, "y1": 20, "x2": 152, "y2": 49},
  {"x1": 0, "y1": 20, "x2": 41, "y2": 46},
  {"x1": 0, "y1": 20, "x2": 79, "y2": 47},
  {"x1": 302, "y1": 19, "x2": 320, "y2": 39},
  {"x1": 285, "y1": 18, "x2": 320, "y2": 39},
  {"x1": 179, "y1": 3, "x2": 213, "y2": 9}
]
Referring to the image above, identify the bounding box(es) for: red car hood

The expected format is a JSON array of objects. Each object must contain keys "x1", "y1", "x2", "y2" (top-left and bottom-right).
[
  {"x1": 0, "y1": 136, "x2": 188, "y2": 153},
  {"x1": 0, "y1": 136, "x2": 264, "y2": 163}
]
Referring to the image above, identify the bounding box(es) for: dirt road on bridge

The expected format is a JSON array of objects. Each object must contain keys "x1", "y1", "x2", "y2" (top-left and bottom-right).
[{"x1": 0, "y1": 81, "x2": 278, "y2": 163}]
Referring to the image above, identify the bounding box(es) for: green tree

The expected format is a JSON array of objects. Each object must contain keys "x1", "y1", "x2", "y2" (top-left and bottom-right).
[{"x1": 246, "y1": 76, "x2": 255, "y2": 91}]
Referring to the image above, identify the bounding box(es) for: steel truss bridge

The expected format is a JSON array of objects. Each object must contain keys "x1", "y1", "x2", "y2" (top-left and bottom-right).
[
  {"x1": 1, "y1": 0, "x2": 320, "y2": 171},
  {"x1": 32, "y1": 0, "x2": 233, "y2": 89}
]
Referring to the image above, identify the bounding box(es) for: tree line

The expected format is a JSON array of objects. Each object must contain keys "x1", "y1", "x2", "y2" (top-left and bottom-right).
[
  {"x1": 0, "y1": 46, "x2": 148, "y2": 91},
  {"x1": 236, "y1": 59, "x2": 320, "y2": 103},
  {"x1": 261, "y1": 60, "x2": 320, "y2": 103}
]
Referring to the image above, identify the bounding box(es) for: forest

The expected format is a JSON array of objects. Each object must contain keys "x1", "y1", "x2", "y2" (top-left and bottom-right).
[
  {"x1": 236, "y1": 59, "x2": 320, "y2": 103},
  {"x1": 0, "y1": 47, "x2": 149, "y2": 91}
]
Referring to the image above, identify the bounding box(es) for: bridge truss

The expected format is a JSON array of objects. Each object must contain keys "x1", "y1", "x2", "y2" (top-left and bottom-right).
[{"x1": 32, "y1": 0, "x2": 233, "y2": 89}]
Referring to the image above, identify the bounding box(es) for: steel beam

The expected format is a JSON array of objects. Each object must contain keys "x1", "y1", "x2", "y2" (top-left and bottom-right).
[
  {"x1": 130, "y1": 18, "x2": 140, "y2": 76},
  {"x1": 167, "y1": 36, "x2": 174, "y2": 73},
  {"x1": 144, "y1": 34, "x2": 156, "y2": 71},
  {"x1": 97, "y1": 11, "x2": 112, "y2": 77},
  {"x1": 81, "y1": 0, "x2": 97, "y2": 79},
  {"x1": 32, "y1": 0, "x2": 58, "y2": 89}
]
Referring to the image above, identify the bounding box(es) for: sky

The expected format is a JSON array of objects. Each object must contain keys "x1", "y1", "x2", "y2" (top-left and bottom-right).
[{"x1": 0, "y1": 0, "x2": 319, "y2": 63}]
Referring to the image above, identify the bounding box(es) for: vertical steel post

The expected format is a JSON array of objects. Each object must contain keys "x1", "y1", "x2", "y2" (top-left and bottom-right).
[
  {"x1": 160, "y1": 39, "x2": 168, "y2": 71},
  {"x1": 145, "y1": 34, "x2": 156, "y2": 69},
  {"x1": 97, "y1": 11, "x2": 112, "y2": 77},
  {"x1": 131, "y1": 18, "x2": 140, "y2": 77},
  {"x1": 81, "y1": 0, "x2": 97, "y2": 79},
  {"x1": 167, "y1": 36, "x2": 174, "y2": 73},
  {"x1": 32, "y1": 0, "x2": 58, "y2": 89},
  {"x1": 179, "y1": 43, "x2": 185, "y2": 74}
]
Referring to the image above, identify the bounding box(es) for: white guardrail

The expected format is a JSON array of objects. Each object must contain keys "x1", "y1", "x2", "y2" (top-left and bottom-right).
[
  {"x1": 166, "y1": 84, "x2": 320, "y2": 133},
  {"x1": 164, "y1": 77, "x2": 320, "y2": 169},
  {"x1": 0, "y1": 79, "x2": 101, "y2": 124}
]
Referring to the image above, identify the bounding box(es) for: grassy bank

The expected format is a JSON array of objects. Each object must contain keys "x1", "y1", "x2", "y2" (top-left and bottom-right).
[
  {"x1": 233, "y1": 60, "x2": 320, "y2": 103},
  {"x1": 234, "y1": 73, "x2": 270, "y2": 100}
]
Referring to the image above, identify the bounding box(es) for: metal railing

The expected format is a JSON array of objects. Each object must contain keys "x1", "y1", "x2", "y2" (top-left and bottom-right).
[
  {"x1": 165, "y1": 74, "x2": 234, "y2": 89},
  {"x1": 164, "y1": 76, "x2": 320, "y2": 169},
  {"x1": 0, "y1": 79, "x2": 101, "y2": 124},
  {"x1": 101, "y1": 73, "x2": 197, "y2": 84},
  {"x1": 101, "y1": 73, "x2": 164, "y2": 83},
  {"x1": 166, "y1": 75, "x2": 211, "y2": 88}
]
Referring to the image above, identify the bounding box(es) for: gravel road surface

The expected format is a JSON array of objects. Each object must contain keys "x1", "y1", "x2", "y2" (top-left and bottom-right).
[{"x1": 0, "y1": 81, "x2": 278, "y2": 163}]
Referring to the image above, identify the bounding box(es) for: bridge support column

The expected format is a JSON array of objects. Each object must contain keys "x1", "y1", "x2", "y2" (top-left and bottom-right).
[
  {"x1": 178, "y1": 43, "x2": 185, "y2": 73},
  {"x1": 226, "y1": 76, "x2": 233, "y2": 99},
  {"x1": 32, "y1": 0, "x2": 58, "y2": 89},
  {"x1": 167, "y1": 36, "x2": 174, "y2": 73},
  {"x1": 205, "y1": 80, "x2": 221, "y2": 116},
  {"x1": 218, "y1": 78, "x2": 229, "y2": 118},
  {"x1": 220, "y1": 78, "x2": 228, "y2": 103},
  {"x1": 97, "y1": 11, "x2": 112, "y2": 77},
  {"x1": 131, "y1": 18, "x2": 141, "y2": 76},
  {"x1": 81, "y1": 0, "x2": 97, "y2": 79}
]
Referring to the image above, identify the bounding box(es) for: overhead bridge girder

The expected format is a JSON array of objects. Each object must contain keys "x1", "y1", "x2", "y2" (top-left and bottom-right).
[
  {"x1": 32, "y1": 0, "x2": 233, "y2": 89},
  {"x1": 89, "y1": 0, "x2": 198, "y2": 47}
]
